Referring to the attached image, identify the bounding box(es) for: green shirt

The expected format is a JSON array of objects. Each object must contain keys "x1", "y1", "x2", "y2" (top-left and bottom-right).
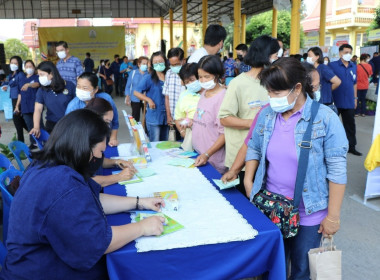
[
  {"x1": 218, "y1": 72, "x2": 268, "y2": 168},
  {"x1": 174, "y1": 89, "x2": 201, "y2": 120}
]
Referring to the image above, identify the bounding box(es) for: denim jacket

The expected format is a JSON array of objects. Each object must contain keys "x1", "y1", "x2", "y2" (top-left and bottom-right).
[{"x1": 246, "y1": 95, "x2": 348, "y2": 215}]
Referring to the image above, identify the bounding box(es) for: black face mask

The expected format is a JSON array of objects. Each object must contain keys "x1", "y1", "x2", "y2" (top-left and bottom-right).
[
  {"x1": 88, "y1": 153, "x2": 104, "y2": 176},
  {"x1": 237, "y1": 55, "x2": 243, "y2": 61}
]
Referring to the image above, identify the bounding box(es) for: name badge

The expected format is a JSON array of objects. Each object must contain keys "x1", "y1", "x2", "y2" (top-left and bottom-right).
[{"x1": 248, "y1": 100, "x2": 262, "y2": 109}]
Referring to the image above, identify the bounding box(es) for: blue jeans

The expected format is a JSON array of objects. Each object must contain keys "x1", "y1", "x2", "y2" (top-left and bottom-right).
[
  {"x1": 146, "y1": 123, "x2": 169, "y2": 142},
  {"x1": 284, "y1": 225, "x2": 322, "y2": 280},
  {"x1": 355, "y1": 89, "x2": 367, "y2": 115}
]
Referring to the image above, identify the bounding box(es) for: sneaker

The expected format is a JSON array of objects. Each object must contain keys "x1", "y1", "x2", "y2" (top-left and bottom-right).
[{"x1": 348, "y1": 148, "x2": 362, "y2": 156}]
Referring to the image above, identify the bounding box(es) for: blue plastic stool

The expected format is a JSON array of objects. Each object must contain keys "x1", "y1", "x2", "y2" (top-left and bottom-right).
[
  {"x1": 31, "y1": 129, "x2": 50, "y2": 150},
  {"x1": 0, "y1": 169, "x2": 22, "y2": 244},
  {"x1": 7, "y1": 141, "x2": 32, "y2": 172},
  {"x1": 0, "y1": 154, "x2": 14, "y2": 172}
]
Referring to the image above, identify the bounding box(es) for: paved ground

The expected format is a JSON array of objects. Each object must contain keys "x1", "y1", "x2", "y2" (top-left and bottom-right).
[{"x1": 0, "y1": 95, "x2": 379, "y2": 279}]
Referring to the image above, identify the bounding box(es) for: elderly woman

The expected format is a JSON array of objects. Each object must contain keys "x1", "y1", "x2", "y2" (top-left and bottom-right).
[
  {"x1": 1, "y1": 109, "x2": 165, "y2": 279},
  {"x1": 244, "y1": 58, "x2": 348, "y2": 280}
]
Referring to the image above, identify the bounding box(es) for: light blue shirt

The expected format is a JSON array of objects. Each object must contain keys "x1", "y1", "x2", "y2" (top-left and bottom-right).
[
  {"x1": 65, "y1": 92, "x2": 119, "y2": 129},
  {"x1": 246, "y1": 96, "x2": 348, "y2": 214},
  {"x1": 125, "y1": 70, "x2": 147, "y2": 103}
]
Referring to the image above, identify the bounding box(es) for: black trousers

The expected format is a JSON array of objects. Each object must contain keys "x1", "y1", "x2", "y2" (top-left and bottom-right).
[
  {"x1": 338, "y1": 108, "x2": 357, "y2": 149},
  {"x1": 114, "y1": 75, "x2": 120, "y2": 95},
  {"x1": 12, "y1": 99, "x2": 28, "y2": 142},
  {"x1": 131, "y1": 101, "x2": 143, "y2": 122}
]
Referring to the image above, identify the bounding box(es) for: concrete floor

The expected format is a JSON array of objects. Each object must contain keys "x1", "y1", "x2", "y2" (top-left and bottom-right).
[{"x1": 0, "y1": 95, "x2": 379, "y2": 279}]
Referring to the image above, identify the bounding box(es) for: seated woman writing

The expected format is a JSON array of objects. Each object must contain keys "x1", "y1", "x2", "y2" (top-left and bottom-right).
[{"x1": 1, "y1": 109, "x2": 165, "y2": 279}]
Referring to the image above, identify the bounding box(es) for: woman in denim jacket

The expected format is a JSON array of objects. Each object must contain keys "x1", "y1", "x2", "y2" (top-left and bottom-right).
[{"x1": 244, "y1": 58, "x2": 348, "y2": 280}]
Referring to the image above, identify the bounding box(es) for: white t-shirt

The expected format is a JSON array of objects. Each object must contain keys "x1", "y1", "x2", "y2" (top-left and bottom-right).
[{"x1": 188, "y1": 47, "x2": 209, "y2": 63}]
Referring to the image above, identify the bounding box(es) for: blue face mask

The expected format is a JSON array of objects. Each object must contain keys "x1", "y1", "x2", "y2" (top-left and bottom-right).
[
  {"x1": 140, "y1": 64, "x2": 148, "y2": 72},
  {"x1": 170, "y1": 65, "x2": 182, "y2": 74},
  {"x1": 314, "y1": 89, "x2": 321, "y2": 102},
  {"x1": 269, "y1": 87, "x2": 298, "y2": 113},
  {"x1": 186, "y1": 80, "x2": 201, "y2": 94},
  {"x1": 153, "y1": 63, "x2": 166, "y2": 72}
]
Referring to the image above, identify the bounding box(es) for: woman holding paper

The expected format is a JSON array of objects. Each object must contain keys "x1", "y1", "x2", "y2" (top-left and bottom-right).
[{"x1": 1, "y1": 109, "x2": 165, "y2": 279}]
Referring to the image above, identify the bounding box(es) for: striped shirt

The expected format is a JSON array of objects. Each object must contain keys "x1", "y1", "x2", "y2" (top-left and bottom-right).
[{"x1": 162, "y1": 69, "x2": 183, "y2": 118}]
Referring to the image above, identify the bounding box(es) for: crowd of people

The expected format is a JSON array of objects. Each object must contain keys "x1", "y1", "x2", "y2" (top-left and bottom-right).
[{"x1": 0, "y1": 23, "x2": 362, "y2": 279}]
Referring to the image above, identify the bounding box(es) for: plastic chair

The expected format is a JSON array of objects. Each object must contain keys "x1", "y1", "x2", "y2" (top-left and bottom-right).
[
  {"x1": 7, "y1": 141, "x2": 32, "y2": 172},
  {"x1": 31, "y1": 129, "x2": 50, "y2": 150},
  {"x1": 0, "y1": 154, "x2": 14, "y2": 172},
  {"x1": 0, "y1": 169, "x2": 22, "y2": 244}
]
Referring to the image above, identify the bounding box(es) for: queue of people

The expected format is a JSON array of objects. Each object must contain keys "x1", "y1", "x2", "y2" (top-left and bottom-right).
[{"x1": 0, "y1": 23, "x2": 356, "y2": 280}]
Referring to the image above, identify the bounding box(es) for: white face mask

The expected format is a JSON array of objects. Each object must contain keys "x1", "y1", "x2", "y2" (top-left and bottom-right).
[
  {"x1": 39, "y1": 76, "x2": 52, "y2": 86},
  {"x1": 76, "y1": 88, "x2": 93, "y2": 101},
  {"x1": 10, "y1": 64, "x2": 18, "y2": 72},
  {"x1": 342, "y1": 53, "x2": 352, "y2": 62},
  {"x1": 57, "y1": 51, "x2": 67, "y2": 59},
  {"x1": 277, "y1": 48, "x2": 284, "y2": 58},
  {"x1": 324, "y1": 61, "x2": 328, "y2": 65},
  {"x1": 269, "y1": 87, "x2": 298, "y2": 113},
  {"x1": 366, "y1": 59, "x2": 370, "y2": 63},
  {"x1": 306, "y1": 57, "x2": 314, "y2": 65},
  {"x1": 314, "y1": 90, "x2": 321, "y2": 102},
  {"x1": 25, "y1": 68, "x2": 34, "y2": 75},
  {"x1": 200, "y1": 79, "x2": 216, "y2": 90}
]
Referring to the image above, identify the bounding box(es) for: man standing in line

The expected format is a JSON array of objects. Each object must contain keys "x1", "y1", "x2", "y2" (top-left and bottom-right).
[
  {"x1": 187, "y1": 24, "x2": 227, "y2": 63},
  {"x1": 56, "y1": 41, "x2": 83, "y2": 86},
  {"x1": 330, "y1": 43, "x2": 362, "y2": 156},
  {"x1": 235, "y1": 44, "x2": 251, "y2": 75},
  {"x1": 110, "y1": 54, "x2": 121, "y2": 96},
  {"x1": 83, "y1": 52, "x2": 94, "y2": 73}
]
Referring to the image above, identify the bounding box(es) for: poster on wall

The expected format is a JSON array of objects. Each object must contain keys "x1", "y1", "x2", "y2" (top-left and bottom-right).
[{"x1": 38, "y1": 26, "x2": 125, "y2": 67}]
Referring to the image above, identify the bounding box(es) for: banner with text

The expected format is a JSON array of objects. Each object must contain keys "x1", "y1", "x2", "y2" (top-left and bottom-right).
[{"x1": 38, "y1": 26, "x2": 125, "y2": 67}]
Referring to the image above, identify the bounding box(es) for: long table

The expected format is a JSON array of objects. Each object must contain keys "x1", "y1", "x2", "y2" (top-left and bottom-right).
[{"x1": 104, "y1": 146, "x2": 286, "y2": 280}]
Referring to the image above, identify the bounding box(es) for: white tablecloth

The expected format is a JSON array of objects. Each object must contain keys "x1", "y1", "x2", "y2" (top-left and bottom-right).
[{"x1": 117, "y1": 142, "x2": 258, "y2": 252}]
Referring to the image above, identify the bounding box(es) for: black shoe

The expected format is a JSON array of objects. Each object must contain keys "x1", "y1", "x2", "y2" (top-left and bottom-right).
[{"x1": 348, "y1": 148, "x2": 362, "y2": 156}]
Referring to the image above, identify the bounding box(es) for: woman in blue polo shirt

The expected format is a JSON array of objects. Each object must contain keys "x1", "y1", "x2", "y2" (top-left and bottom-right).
[
  {"x1": 125, "y1": 56, "x2": 149, "y2": 122},
  {"x1": 14, "y1": 60, "x2": 40, "y2": 147},
  {"x1": 2, "y1": 56, "x2": 28, "y2": 142},
  {"x1": 65, "y1": 72, "x2": 120, "y2": 147},
  {"x1": 307, "y1": 47, "x2": 341, "y2": 107},
  {"x1": 134, "y1": 51, "x2": 169, "y2": 141},
  {"x1": 30, "y1": 61, "x2": 75, "y2": 137},
  {"x1": 1, "y1": 109, "x2": 165, "y2": 279}
]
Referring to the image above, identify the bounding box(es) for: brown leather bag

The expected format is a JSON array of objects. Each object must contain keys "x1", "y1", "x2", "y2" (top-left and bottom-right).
[{"x1": 105, "y1": 79, "x2": 114, "y2": 86}]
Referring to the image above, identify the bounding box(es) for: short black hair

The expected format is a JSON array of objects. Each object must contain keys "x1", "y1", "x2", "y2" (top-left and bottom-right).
[
  {"x1": 235, "y1": 44, "x2": 248, "y2": 52},
  {"x1": 37, "y1": 61, "x2": 66, "y2": 93},
  {"x1": 307, "y1": 47, "x2": 324, "y2": 64},
  {"x1": 374, "y1": 52, "x2": 379, "y2": 55},
  {"x1": 179, "y1": 63, "x2": 199, "y2": 82},
  {"x1": 86, "y1": 52, "x2": 91, "y2": 57},
  {"x1": 32, "y1": 109, "x2": 110, "y2": 180},
  {"x1": 150, "y1": 51, "x2": 169, "y2": 84},
  {"x1": 198, "y1": 55, "x2": 224, "y2": 80},
  {"x1": 228, "y1": 52, "x2": 233, "y2": 58},
  {"x1": 244, "y1": 35, "x2": 280, "y2": 68},
  {"x1": 78, "y1": 72, "x2": 99, "y2": 91},
  {"x1": 9, "y1": 56, "x2": 23, "y2": 74},
  {"x1": 204, "y1": 24, "x2": 227, "y2": 46},
  {"x1": 339, "y1": 44, "x2": 353, "y2": 51},
  {"x1": 56, "y1": 41, "x2": 68, "y2": 49},
  {"x1": 86, "y1": 97, "x2": 113, "y2": 118},
  {"x1": 360, "y1": 54, "x2": 368, "y2": 61},
  {"x1": 302, "y1": 53, "x2": 308, "y2": 60},
  {"x1": 301, "y1": 62, "x2": 317, "y2": 99},
  {"x1": 259, "y1": 57, "x2": 310, "y2": 98},
  {"x1": 167, "y1": 48, "x2": 184, "y2": 60},
  {"x1": 114, "y1": 54, "x2": 120, "y2": 59}
]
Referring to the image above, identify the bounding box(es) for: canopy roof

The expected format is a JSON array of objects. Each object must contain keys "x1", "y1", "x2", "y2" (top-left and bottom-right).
[{"x1": 0, "y1": 0, "x2": 273, "y2": 23}]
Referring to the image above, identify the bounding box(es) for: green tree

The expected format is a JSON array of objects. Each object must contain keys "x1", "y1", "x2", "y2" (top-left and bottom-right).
[
  {"x1": 365, "y1": 5, "x2": 380, "y2": 46},
  {"x1": 246, "y1": 10, "x2": 305, "y2": 49},
  {"x1": 2, "y1": 39, "x2": 32, "y2": 62}
]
